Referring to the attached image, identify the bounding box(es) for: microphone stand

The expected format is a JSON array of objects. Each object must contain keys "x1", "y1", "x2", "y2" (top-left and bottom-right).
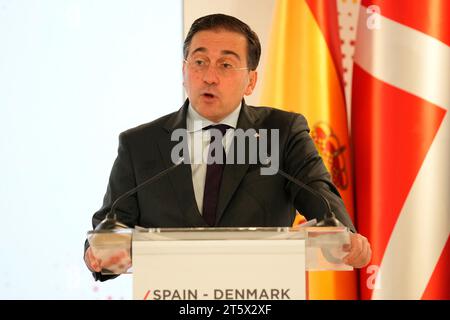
[
  {"x1": 262, "y1": 160, "x2": 344, "y2": 228},
  {"x1": 95, "y1": 158, "x2": 184, "y2": 231}
]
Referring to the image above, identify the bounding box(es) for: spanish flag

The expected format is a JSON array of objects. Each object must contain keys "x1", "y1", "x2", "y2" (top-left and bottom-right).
[{"x1": 260, "y1": 0, "x2": 357, "y2": 299}]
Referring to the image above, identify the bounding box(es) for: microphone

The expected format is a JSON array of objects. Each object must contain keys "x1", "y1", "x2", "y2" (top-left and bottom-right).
[
  {"x1": 261, "y1": 159, "x2": 344, "y2": 228},
  {"x1": 95, "y1": 157, "x2": 185, "y2": 231}
]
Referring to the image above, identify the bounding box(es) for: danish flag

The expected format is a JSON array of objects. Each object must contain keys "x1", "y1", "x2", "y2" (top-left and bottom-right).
[{"x1": 352, "y1": 0, "x2": 450, "y2": 299}]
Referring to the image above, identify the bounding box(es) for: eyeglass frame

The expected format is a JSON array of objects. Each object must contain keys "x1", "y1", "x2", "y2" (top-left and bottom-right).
[{"x1": 183, "y1": 57, "x2": 249, "y2": 76}]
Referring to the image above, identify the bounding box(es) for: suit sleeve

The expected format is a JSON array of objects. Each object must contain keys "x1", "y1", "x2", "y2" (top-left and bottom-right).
[
  {"x1": 84, "y1": 132, "x2": 140, "y2": 281},
  {"x1": 283, "y1": 114, "x2": 356, "y2": 232}
]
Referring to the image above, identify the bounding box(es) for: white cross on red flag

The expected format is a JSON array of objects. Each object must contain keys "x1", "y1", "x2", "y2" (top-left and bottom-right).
[{"x1": 352, "y1": 0, "x2": 450, "y2": 300}]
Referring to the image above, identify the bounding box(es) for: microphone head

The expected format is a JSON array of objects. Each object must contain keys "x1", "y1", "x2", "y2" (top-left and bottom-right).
[
  {"x1": 94, "y1": 215, "x2": 128, "y2": 231},
  {"x1": 316, "y1": 212, "x2": 344, "y2": 228}
]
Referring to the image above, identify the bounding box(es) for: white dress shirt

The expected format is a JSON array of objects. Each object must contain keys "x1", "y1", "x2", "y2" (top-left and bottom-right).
[{"x1": 186, "y1": 103, "x2": 241, "y2": 214}]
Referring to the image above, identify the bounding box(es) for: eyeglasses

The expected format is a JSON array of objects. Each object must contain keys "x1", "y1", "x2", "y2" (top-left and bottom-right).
[{"x1": 184, "y1": 57, "x2": 249, "y2": 77}]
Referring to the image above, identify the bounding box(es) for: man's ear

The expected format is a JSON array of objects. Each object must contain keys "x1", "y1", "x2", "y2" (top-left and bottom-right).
[
  {"x1": 182, "y1": 61, "x2": 187, "y2": 87},
  {"x1": 244, "y1": 71, "x2": 257, "y2": 96}
]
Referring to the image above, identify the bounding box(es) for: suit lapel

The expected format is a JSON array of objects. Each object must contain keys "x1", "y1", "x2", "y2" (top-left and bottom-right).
[
  {"x1": 158, "y1": 99, "x2": 207, "y2": 226},
  {"x1": 215, "y1": 101, "x2": 260, "y2": 224}
]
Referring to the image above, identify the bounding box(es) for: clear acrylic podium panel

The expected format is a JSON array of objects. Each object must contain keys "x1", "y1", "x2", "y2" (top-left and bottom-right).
[
  {"x1": 87, "y1": 226, "x2": 352, "y2": 275},
  {"x1": 87, "y1": 228, "x2": 133, "y2": 275}
]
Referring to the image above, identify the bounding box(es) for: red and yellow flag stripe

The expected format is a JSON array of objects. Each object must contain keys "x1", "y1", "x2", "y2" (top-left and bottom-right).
[{"x1": 260, "y1": 0, "x2": 357, "y2": 299}]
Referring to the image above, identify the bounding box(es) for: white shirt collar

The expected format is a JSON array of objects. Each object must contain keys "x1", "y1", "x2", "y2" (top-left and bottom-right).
[{"x1": 187, "y1": 102, "x2": 241, "y2": 133}]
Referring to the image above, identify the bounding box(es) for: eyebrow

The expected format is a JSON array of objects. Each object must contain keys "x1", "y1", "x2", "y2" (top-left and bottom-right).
[{"x1": 190, "y1": 47, "x2": 241, "y2": 61}]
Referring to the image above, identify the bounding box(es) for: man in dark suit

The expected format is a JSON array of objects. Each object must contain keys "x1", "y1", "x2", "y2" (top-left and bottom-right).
[{"x1": 85, "y1": 14, "x2": 371, "y2": 278}]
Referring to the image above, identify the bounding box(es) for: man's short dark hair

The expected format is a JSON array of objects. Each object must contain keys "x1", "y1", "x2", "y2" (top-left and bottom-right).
[{"x1": 183, "y1": 13, "x2": 261, "y2": 71}]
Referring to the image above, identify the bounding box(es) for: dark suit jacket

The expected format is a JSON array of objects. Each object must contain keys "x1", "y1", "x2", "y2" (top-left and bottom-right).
[{"x1": 88, "y1": 99, "x2": 355, "y2": 280}]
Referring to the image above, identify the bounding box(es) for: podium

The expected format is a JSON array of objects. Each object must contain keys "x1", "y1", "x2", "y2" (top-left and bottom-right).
[{"x1": 87, "y1": 226, "x2": 351, "y2": 300}]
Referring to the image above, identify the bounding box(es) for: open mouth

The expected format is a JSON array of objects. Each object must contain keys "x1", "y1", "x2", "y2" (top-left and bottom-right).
[
  {"x1": 202, "y1": 93, "x2": 217, "y2": 101},
  {"x1": 203, "y1": 93, "x2": 215, "y2": 98}
]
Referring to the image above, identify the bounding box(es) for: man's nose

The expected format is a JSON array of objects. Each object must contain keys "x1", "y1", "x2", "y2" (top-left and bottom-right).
[{"x1": 202, "y1": 64, "x2": 220, "y2": 84}]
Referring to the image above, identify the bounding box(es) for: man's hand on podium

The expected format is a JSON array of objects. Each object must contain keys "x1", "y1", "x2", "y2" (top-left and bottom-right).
[
  {"x1": 342, "y1": 233, "x2": 372, "y2": 268},
  {"x1": 84, "y1": 246, "x2": 132, "y2": 274}
]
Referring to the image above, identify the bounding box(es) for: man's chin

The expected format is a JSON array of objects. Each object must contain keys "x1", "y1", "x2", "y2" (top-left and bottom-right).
[{"x1": 196, "y1": 106, "x2": 223, "y2": 123}]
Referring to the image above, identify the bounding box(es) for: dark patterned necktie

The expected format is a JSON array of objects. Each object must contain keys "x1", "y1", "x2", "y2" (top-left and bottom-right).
[{"x1": 202, "y1": 124, "x2": 230, "y2": 226}]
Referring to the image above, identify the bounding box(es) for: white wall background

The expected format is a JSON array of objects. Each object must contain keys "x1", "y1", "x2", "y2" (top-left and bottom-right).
[{"x1": 0, "y1": 0, "x2": 183, "y2": 299}]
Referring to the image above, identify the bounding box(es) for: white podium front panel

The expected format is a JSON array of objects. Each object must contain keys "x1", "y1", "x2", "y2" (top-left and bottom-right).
[{"x1": 133, "y1": 239, "x2": 305, "y2": 300}]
